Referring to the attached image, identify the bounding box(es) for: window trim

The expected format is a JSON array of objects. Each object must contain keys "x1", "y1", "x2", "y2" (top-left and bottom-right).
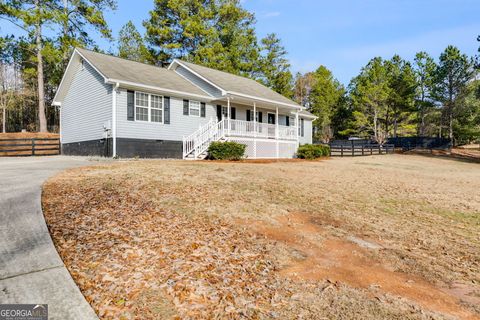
[
  {"x1": 134, "y1": 91, "x2": 164, "y2": 124},
  {"x1": 189, "y1": 100, "x2": 201, "y2": 117},
  {"x1": 134, "y1": 91, "x2": 149, "y2": 122},
  {"x1": 150, "y1": 93, "x2": 164, "y2": 124}
]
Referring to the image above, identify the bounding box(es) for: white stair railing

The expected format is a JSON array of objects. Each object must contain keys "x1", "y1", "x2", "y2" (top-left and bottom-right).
[{"x1": 183, "y1": 119, "x2": 226, "y2": 159}]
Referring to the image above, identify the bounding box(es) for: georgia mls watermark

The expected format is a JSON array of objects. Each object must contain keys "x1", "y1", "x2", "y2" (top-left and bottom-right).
[{"x1": 0, "y1": 305, "x2": 48, "y2": 320}]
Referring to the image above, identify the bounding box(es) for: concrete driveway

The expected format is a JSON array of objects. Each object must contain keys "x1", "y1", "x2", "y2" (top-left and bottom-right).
[{"x1": 0, "y1": 156, "x2": 99, "y2": 319}]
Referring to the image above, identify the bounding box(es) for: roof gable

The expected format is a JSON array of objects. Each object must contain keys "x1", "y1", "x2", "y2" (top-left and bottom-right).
[
  {"x1": 76, "y1": 48, "x2": 208, "y2": 97},
  {"x1": 54, "y1": 48, "x2": 301, "y2": 109},
  {"x1": 170, "y1": 60, "x2": 300, "y2": 108}
]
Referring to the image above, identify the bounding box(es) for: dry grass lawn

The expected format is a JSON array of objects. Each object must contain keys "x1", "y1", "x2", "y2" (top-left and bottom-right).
[{"x1": 42, "y1": 154, "x2": 480, "y2": 319}]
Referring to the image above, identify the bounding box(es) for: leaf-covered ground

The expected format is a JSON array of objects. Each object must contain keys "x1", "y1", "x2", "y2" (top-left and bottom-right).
[{"x1": 42, "y1": 155, "x2": 480, "y2": 319}]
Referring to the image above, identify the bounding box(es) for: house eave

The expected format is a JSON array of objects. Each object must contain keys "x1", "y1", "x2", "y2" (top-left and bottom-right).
[
  {"x1": 224, "y1": 91, "x2": 302, "y2": 110},
  {"x1": 105, "y1": 79, "x2": 214, "y2": 101}
]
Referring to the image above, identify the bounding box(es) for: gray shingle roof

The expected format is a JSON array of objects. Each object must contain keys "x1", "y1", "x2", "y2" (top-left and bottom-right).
[
  {"x1": 77, "y1": 48, "x2": 300, "y2": 107},
  {"x1": 299, "y1": 110, "x2": 316, "y2": 118},
  {"x1": 176, "y1": 60, "x2": 300, "y2": 107},
  {"x1": 76, "y1": 48, "x2": 208, "y2": 97}
]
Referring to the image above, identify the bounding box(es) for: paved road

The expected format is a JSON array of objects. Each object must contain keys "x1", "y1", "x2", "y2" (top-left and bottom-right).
[{"x1": 0, "y1": 156, "x2": 99, "y2": 320}]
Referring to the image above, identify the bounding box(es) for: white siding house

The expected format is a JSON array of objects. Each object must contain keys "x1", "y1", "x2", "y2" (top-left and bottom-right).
[{"x1": 54, "y1": 48, "x2": 316, "y2": 159}]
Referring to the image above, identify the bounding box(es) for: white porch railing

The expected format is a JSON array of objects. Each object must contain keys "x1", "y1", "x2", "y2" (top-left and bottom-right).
[
  {"x1": 183, "y1": 118, "x2": 226, "y2": 159},
  {"x1": 226, "y1": 119, "x2": 297, "y2": 140}
]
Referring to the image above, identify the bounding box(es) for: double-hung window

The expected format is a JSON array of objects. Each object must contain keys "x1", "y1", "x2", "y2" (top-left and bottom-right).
[
  {"x1": 135, "y1": 92, "x2": 163, "y2": 123},
  {"x1": 150, "y1": 94, "x2": 163, "y2": 123},
  {"x1": 135, "y1": 92, "x2": 149, "y2": 121},
  {"x1": 189, "y1": 100, "x2": 200, "y2": 117}
]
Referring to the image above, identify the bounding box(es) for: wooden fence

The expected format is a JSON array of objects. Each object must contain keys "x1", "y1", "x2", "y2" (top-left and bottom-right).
[
  {"x1": 329, "y1": 142, "x2": 395, "y2": 157},
  {"x1": 387, "y1": 137, "x2": 452, "y2": 151},
  {"x1": 0, "y1": 137, "x2": 60, "y2": 157}
]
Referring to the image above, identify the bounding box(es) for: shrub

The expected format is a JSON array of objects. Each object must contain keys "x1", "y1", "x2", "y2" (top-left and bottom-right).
[
  {"x1": 207, "y1": 141, "x2": 246, "y2": 160},
  {"x1": 296, "y1": 144, "x2": 330, "y2": 159}
]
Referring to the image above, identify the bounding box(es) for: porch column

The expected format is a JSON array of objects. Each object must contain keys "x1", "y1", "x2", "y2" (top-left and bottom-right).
[
  {"x1": 275, "y1": 106, "x2": 279, "y2": 158},
  {"x1": 253, "y1": 102, "x2": 257, "y2": 137},
  {"x1": 253, "y1": 102, "x2": 257, "y2": 159},
  {"x1": 296, "y1": 110, "x2": 300, "y2": 148},
  {"x1": 227, "y1": 96, "x2": 231, "y2": 135}
]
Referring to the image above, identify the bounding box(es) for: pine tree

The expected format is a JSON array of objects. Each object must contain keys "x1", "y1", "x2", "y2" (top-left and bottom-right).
[
  {"x1": 143, "y1": 0, "x2": 260, "y2": 77},
  {"x1": 385, "y1": 55, "x2": 416, "y2": 137},
  {"x1": 434, "y1": 46, "x2": 475, "y2": 143},
  {"x1": 211, "y1": 0, "x2": 260, "y2": 78},
  {"x1": 0, "y1": 0, "x2": 59, "y2": 132},
  {"x1": 349, "y1": 57, "x2": 390, "y2": 142},
  {"x1": 309, "y1": 66, "x2": 345, "y2": 142},
  {"x1": 454, "y1": 80, "x2": 480, "y2": 144},
  {"x1": 259, "y1": 33, "x2": 293, "y2": 97},
  {"x1": 118, "y1": 21, "x2": 149, "y2": 62},
  {"x1": 143, "y1": 0, "x2": 216, "y2": 64},
  {"x1": 1, "y1": 0, "x2": 116, "y2": 132},
  {"x1": 58, "y1": 0, "x2": 116, "y2": 66},
  {"x1": 413, "y1": 52, "x2": 437, "y2": 136}
]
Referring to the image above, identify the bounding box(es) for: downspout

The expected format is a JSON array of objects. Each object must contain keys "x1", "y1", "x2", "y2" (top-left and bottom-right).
[
  {"x1": 112, "y1": 82, "x2": 119, "y2": 158},
  {"x1": 59, "y1": 105, "x2": 62, "y2": 154}
]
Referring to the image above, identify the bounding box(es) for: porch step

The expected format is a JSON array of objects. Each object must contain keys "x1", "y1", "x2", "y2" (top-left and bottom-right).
[{"x1": 185, "y1": 150, "x2": 208, "y2": 160}]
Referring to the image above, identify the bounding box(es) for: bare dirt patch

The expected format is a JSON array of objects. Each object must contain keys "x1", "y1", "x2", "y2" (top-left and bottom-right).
[
  {"x1": 42, "y1": 155, "x2": 480, "y2": 319},
  {"x1": 245, "y1": 212, "x2": 478, "y2": 320}
]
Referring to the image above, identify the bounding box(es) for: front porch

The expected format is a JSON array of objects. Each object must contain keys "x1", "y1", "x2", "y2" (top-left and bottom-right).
[{"x1": 183, "y1": 95, "x2": 302, "y2": 159}]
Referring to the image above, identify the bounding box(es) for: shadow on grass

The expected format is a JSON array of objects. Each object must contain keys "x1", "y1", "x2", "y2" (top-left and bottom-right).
[{"x1": 404, "y1": 149, "x2": 480, "y2": 164}]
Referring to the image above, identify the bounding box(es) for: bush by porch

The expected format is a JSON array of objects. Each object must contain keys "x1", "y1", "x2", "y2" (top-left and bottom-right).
[{"x1": 207, "y1": 141, "x2": 246, "y2": 160}]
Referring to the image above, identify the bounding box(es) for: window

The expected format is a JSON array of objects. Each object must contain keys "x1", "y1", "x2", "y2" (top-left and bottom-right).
[
  {"x1": 135, "y1": 92, "x2": 149, "y2": 121},
  {"x1": 222, "y1": 106, "x2": 228, "y2": 119},
  {"x1": 134, "y1": 92, "x2": 164, "y2": 123},
  {"x1": 189, "y1": 100, "x2": 200, "y2": 117},
  {"x1": 248, "y1": 110, "x2": 260, "y2": 122},
  {"x1": 150, "y1": 94, "x2": 163, "y2": 123}
]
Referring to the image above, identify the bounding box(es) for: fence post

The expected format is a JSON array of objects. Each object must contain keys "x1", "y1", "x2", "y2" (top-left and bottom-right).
[
  {"x1": 352, "y1": 144, "x2": 355, "y2": 156},
  {"x1": 379, "y1": 145, "x2": 381, "y2": 155},
  {"x1": 370, "y1": 146, "x2": 373, "y2": 155},
  {"x1": 341, "y1": 145, "x2": 343, "y2": 157},
  {"x1": 31, "y1": 138, "x2": 35, "y2": 156},
  {"x1": 362, "y1": 145, "x2": 364, "y2": 156}
]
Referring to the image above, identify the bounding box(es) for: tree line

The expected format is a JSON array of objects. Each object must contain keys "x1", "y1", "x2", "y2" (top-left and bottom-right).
[
  {"x1": 1, "y1": 0, "x2": 479, "y2": 146},
  {"x1": 298, "y1": 47, "x2": 479, "y2": 145}
]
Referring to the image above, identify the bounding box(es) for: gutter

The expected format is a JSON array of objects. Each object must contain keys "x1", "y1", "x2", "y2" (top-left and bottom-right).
[
  {"x1": 226, "y1": 91, "x2": 302, "y2": 109},
  {"x1": 112, "y1": 82, "x2": 119, "y2": 158},
  {"x1": 105, "y1": 79, "x2": 213, "y2": 101}
]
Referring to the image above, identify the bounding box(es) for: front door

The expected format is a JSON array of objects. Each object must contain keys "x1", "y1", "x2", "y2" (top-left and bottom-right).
[
  {"x1": 268, "y1": 113, "x2": 275, "y2": 124},
  {"x1": 217, "y1": 105, "x2": 228, "y2": 121}
]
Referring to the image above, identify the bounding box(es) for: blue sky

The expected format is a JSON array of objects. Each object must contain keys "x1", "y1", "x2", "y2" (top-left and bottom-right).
[{"x1": 1, "y1": 0, "x2": 478, "y2": 85}]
